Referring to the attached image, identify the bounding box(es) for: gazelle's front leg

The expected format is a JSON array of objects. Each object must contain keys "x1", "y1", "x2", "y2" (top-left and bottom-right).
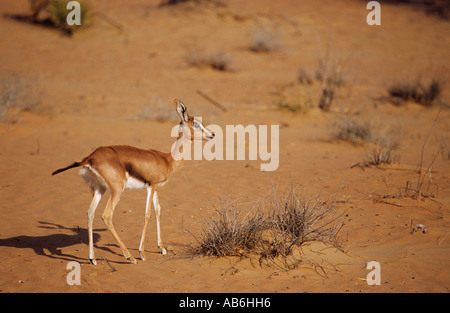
[
  {"x1": 153, "y1": 191, "x2": 167, "y2": 255},
  {"x1": 139, "y1": 186, "x2": 153, "y2": 261}
]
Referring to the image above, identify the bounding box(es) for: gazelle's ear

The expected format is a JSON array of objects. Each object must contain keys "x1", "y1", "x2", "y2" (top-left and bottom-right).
[{"x1": 174, "y1": 99, "x2": 189, "y2": 122}]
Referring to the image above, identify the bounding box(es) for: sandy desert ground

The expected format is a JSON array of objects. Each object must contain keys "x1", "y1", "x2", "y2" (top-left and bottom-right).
[{"x1": 0, "y1": 0, "x2": 449, "y2": 293}]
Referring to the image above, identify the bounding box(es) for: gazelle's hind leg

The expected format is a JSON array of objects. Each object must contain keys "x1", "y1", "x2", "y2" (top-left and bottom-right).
[
  {"x1": 87, "y1": 190, "x2": 103, "y2": 265},
  {"x1": 80, "y1": 166, "x2": 107, "y2": 265}
]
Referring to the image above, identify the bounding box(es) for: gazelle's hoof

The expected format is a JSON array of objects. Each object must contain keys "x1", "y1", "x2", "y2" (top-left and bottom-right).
[
  {"x1": 161, "y1": 247, "x2": 167, "y2": 255},
  {"x1": 90, "y1": 258, "x2": 97, "y2": 265},
  {"x1": 139, "y1": 251, "x2": 146, "y2": 261},
  {"x1": 128, "y1": 256, "x2": 138, "y2": 264}
]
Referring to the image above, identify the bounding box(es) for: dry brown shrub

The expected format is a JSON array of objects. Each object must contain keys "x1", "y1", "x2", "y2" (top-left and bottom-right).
[{"x1": 191, "y1": 184, "x2": 345, "y2": 273}]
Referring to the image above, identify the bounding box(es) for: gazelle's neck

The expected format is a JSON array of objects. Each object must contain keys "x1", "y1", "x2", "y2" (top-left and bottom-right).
[{"x1": 169, "y1": 126, "x2": 190, "y2": 172}]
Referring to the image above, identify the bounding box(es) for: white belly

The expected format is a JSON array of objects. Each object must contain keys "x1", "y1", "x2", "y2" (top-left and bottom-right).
[{"x1": 124, "y1": 172, "x2": 148, "y2": 190}]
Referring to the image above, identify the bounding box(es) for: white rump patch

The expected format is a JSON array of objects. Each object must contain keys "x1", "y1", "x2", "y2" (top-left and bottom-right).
[{"x1": 79, "y1": 165, "x2": 108, "y2": 194}]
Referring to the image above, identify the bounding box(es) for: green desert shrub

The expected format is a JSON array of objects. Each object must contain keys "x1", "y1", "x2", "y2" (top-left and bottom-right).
[{"x1": 47, "y1": 0, "x2": 92, "y2": 35}]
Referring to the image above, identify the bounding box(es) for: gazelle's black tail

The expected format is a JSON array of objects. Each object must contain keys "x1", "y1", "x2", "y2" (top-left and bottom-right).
[{"x1": 52, "y1": 162, "x2": 81, "y2": 176}]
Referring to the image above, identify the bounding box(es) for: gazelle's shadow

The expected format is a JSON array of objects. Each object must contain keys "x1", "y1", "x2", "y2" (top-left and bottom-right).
[{"x1": 0, "y1": 221, "x2": 119, "y2": 263}]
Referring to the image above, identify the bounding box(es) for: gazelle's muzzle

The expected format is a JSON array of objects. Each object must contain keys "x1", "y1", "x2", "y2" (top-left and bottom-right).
[{"x1": 203, "y1": 129, "x2": 215, "y2": 140}]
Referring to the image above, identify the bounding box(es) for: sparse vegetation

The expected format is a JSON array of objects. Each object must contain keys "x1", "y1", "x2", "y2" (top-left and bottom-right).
[
  {"x1": 352, "y1": 138, "x2": 399, "y2": 169},
  {"x1": 315, "y1": 31, "x2": 350, "y2": 112},
  {"x1": 296, "y1": 63, "x2": 345, "y2": 87},
  {"x1": 405, "y1": 111, "x2": 442, "y2": 200},
  {"x1": 296, "y1": 64, "x2": 342, "y2": 112},
  {"x1": 186, "y1": 50, "x2": 233, "y2": 71},
  {"x1": 267, "y1": 187, "x2": 342, "y2": 248},
  {"x1": 194, "y1": 197, "x2": 267, "y2": 257},
  {"x1": 318, "y1": 87, "x2": 334, "y2": 111},
  {"x1": 273, "y1": 97, "x2": 312, "y2": 113},
  {"x1": 440, "y1": 131, "x2": 450, "y2": 160},
  {"x1": 47, "y1": 0, "x2": 92, "y2": 35},
  {"x1": 0, "y1": 69, "x2": 42, "y2": 123},
  {"x1": 333, "y1": 115, "x2": 372, "y2": 145},
  {"x1": 297, "y1": 68, "x2": 313, "y2": 85},
  {"x1": 377, "y1": 0, "x2": 450, "y2": 20},
  {"x1": 374, "y1": 111, "x2": 442, "y2": 205},
  {"x1": 374, "y1": 153, "x2": 440, "y2": 203},
  {"x1": 295, "y1": 31, "x2": 349, "y2": 112},
  {"x1": 249, "y1": 27, "x2": 279, "y2": 53},
  {"x1": 387, "y1": 78, "x2": 442, "y2": 107},
  {"x1": 365, "y1": 140, "x2": 398, "y2": 166},
  {"x1": 192, "y1": 185, "x2": 344, "y2": 272}
]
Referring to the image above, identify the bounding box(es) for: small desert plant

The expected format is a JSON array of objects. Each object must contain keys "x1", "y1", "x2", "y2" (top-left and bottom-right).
[
  {"x1": 333, "y1": 115, "x2": 372, "y2": 145},
  {"x1": 365, "y1": 140, "x2": 398, "y2": 166},
  {"x1": 192, "y1": 185, "x2": 344, "y2": 272},
  {"x1": 0, "y1": 69, "x2": 42, "y2": 123},
  {"x1": 316, "y1": 62, "x2": 345, "y2": 87},
  {"x1": 318, "y1": 87, "x2": 334, "y2": 111},
  {"x1": 186, "y1": 50, "x2": 233, "y2": 71},
  {"x1": 407, "y1": 111, "x2": 442, "y2": 199},
  {"x1": 273, "y1": 96, "x2": 312, "y2": 113},
  {"x1": 267, "y1": 187, "x2": 342, "y2": 249},
  {"x1": 440, "y1": 132, "x2": 450, "y2": 160},
  {"x1": 387, "y1": 79, "x2": 442, "y2": 107},
  {"x1": 313, "y1": 30, "x2": 350, "y2": 111},
  {"x1": 194, "y1": 198, "x2": 267, "y2": 257},
  {"x1": 316, "y1": 60, "x2": 345, "y2": 112},
  {"x1": 297, "y1": 68, "x2": 313, "y2": 85},
  {"x1": 374, "y1": 111, "x2": 442, "y2": 205},
  {"x1": 208, "y1": 51, "x2": 233, "y2": 71},
  {"x1": 352, "y1": 139, "x2": 398, "y2": 169},
  {"x1": 249, "y1": 27, "x2": 279, "y2": 53},
  {"x1": 47, "y1": 0, "x2": 92, "y2": 35}
]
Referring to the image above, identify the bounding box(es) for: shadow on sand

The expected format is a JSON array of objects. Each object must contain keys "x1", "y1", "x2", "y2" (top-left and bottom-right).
[
  {"x1": 0, "y1": 221, "x2": 121, "y2": 263},
  {"x1": 2, "y1": 13, "x2": 56, "y2": 30}
]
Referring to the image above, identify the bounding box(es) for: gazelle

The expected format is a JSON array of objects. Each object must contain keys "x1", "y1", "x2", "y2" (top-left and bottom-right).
[{"x1": 52, "y1": 99, "x2": 215, "y2": 264}]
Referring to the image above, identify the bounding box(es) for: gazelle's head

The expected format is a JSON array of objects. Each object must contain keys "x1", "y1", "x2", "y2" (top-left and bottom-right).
[{"x1": 175, "y1": 99, "x2": 215, "y2": 141}]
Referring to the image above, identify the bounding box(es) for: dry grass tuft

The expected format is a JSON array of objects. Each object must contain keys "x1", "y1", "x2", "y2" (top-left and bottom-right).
[
  {"x1": 440, "y1": 131, "x2": 450, "y2": 160},
  {"x1": 365, "y1": 140, "x2": 398, "y2": 166},
  {"x1": 191, "y1": 184, "x2": 344, "y2": 272},
  {"x1": 249, "y1": 27, "x2": 279, "y2": 53},
  {"x1": 374, "y1": 111, "x2": 443, "y2": 206},
  {"x1": 194, "y1": 197, "x2": 266, "y2": 257},
  {"x1": 0, "y1": 69, "x2": 42, "y2": 123},
  {"x1": 273, "y1": 97, "x2": 312, "y2": 113},
  {"x1": 332, "y1": 115, "x2": 372, "y2": 145},
  {"x1": 185, "y1": 50, "x2": 234, "y2": 71},
  {"x1": 387, "y1": 78, "x2": 443, "y2": 107}
]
